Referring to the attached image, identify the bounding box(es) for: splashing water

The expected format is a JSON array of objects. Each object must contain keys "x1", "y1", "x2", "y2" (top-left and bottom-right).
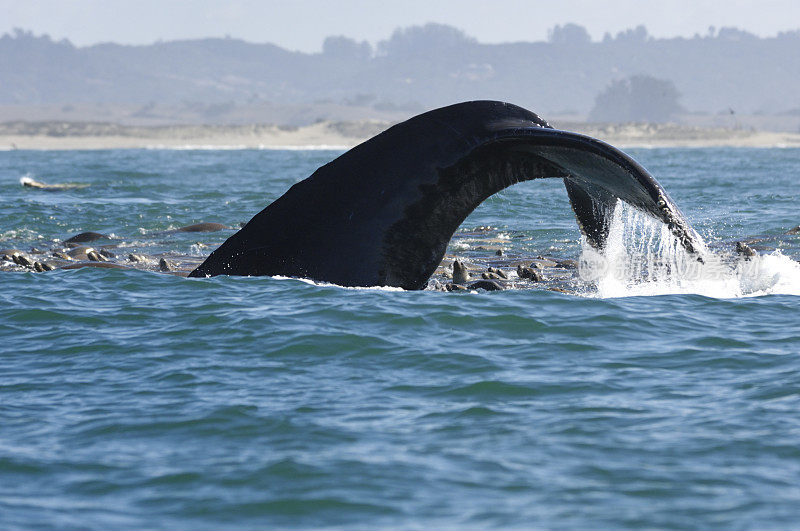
[
  {"x1": 579, "y1": 201, "x2": 800, "y2": 298},
  {"x1": 19, "y1": 174, "x2": 37, "y2": 186}
]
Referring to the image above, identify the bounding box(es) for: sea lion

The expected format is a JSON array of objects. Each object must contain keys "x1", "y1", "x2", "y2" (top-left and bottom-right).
[
  {"x1": 33, "y1": 261, "x2": 55, "y2": 272},
  {"x1": 65, "y1": 232, "x2": 107, "y2": 244},
  {"x1": 531, "y1": 258, "x2": 557, "y2": 269},
  {"x1": 1, "y1": 249, "x2": 23, "y2": 262},
  {"x1": 86, "y1": 250, "x2": 108, "y2": 262},
  {"x1": 554, "y1": 259, "x2": 578, "y2": 269},
  {"x1": 445, "y1": 283, "x2": 469, "y2": 291},
  {"x1": 468, "y1": 280, "x2": 504, "y2": 291},
  {"x1": 452, "y1": 260, "x2": 470, "y2": 284},
  {"x1": 12, "y1": 253, "x2": 34, "y2": 267},
  {"x1": 517, "y1": 265, "x2": 543, "y2": 281},
  {"x1": 66, "y1": 246, "x2": 93, "y2": 260},
  {"x1": 735, "y1": 241, "x2": 757, "y2": 259},
  {"x1": 487, "y1": 267, "x2": 508, "y2": 279},
  {"x1": 59, "y1": 262, "x2": 129, "y2": 270},
  {"x1": 175, "y1": 223, "x2": 230, "y2": 233}
]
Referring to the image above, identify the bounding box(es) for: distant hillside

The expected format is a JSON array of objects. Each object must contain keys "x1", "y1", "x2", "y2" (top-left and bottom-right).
[{"x1": 2, "y1": 24, "x2": 800, "y2": 119}]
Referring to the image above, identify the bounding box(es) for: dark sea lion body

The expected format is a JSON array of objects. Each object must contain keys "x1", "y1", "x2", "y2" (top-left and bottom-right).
[
  {"x1": 468, "y1": 280, "x2": 504, "y2": 291},
  {"x1": 1, "y1": 249, "x2": 23, "y2": 260},
  {"x1": 66, "y1": 246, "x2": 93, "y2": 260},
  {"x1": 487, "y1": 267, "x2": 508, "y2": 279},
  {"x1": 175, "y1": 223, "x2": 230, "y2": 233},
  {"x1": 517, "y1": 265, "x2": 543, "y2": 282},
  {"x1": 735, "y1": 241, "x2": 757, "y2": 257},
  {"x1": 11, "y1": 253, "x2": 34, "y2": 267},
  {"x1": 59, "y1": 262, "x2": 130, "y2": 270},
  {"x1": 452, "y1": 260, "x2": 470, "y2": 284},
  {"x1": 187, "y1": 100, "x2": 702, "y2": 289},
  {"x1": 65, "y1": 232, "x2": 107, "y2": 244},
  {"x1": 86, "y1": 250, "x2": 108, "y2": 262}
]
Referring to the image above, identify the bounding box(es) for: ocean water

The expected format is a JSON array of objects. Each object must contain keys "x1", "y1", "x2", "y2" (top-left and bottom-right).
[{"x1": 1, "y1": 147, "x2": 800, "y2": 528}]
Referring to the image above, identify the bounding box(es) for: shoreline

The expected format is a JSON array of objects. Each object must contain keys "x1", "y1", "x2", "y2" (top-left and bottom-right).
[{"x1": 2, "y1": 120, "x2": 800, "y2": 150}]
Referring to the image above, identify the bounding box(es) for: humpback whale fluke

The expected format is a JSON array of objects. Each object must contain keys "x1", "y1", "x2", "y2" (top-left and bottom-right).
[{"x1": 189, "y1": 101, "x2": 701, "y2": 289}]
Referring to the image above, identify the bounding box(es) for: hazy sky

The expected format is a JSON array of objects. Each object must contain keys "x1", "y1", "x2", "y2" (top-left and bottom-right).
[{"x1": 2, "y1": 0, "x2": 798, "y2": 51}]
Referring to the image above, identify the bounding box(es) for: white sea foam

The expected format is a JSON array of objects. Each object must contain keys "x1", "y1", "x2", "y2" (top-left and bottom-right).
[
  {"x1": 273, "y1": 275, "x2": 405, "y2": 291},
  {"x1": 1, "y1": 228, "x2": 43, "y2": 242},
  {"x1": 579, "y1": 201, "x2": 800, "y2": 298}
]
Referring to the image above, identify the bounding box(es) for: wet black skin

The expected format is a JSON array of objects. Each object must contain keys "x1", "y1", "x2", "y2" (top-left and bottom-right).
[{"x1": 190, "y1": 101, "x2": 699, "y2": 289}]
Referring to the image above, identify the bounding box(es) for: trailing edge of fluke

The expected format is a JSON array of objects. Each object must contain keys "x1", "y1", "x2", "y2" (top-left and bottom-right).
[{"x1": 189, "y1": 100, "x2": 701, "y2": 289}]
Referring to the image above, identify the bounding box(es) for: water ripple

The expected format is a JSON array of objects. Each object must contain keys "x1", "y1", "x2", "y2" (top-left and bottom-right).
[{"x1": 2, "y1": 148, "x2": 800, "y2": 528}]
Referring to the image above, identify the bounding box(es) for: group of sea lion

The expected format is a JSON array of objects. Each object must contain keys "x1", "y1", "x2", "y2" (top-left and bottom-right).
[
  {"x1": 11, "y1": 167, "x2": 800, "y2": 290},
  {"x1": 4, "y1": 221, "x2": 796, "y2": 294},
  {"x1": 11, "y1": 172, "x2": 599, "y2": 291},
  {"x1": 0, "y1": 223, "x2": 232, "y2": 275},
  {"x1": 439, "y1": 255, "x2": 577, "y2": 292},
  {"x1": 1, "y1": 220, "x2": 590, "y2": 292}
]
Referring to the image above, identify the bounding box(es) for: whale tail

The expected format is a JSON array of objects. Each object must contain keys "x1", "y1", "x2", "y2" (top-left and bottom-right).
[
  {"x1": 564, "y1": 179, "x2": 616, "y2": 249},
  {"x1": 190, "y1": 101, "x2": 701, "y2": 288}
]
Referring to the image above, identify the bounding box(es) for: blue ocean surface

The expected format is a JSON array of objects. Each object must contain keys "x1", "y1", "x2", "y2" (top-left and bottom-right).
[{"x1": 1, "y1": 147, "x2": 800, "y2": 528}]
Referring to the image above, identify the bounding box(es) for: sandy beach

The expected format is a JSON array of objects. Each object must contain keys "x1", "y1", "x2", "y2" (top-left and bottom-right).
[{"x1": 2, "y1": 120, "x2": 800, "y2": 150}]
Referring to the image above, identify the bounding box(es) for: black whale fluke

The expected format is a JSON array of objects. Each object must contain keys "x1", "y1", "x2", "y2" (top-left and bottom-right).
[{"x1": 189, "y1": 101, "x2": 700, "y2": 289}]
